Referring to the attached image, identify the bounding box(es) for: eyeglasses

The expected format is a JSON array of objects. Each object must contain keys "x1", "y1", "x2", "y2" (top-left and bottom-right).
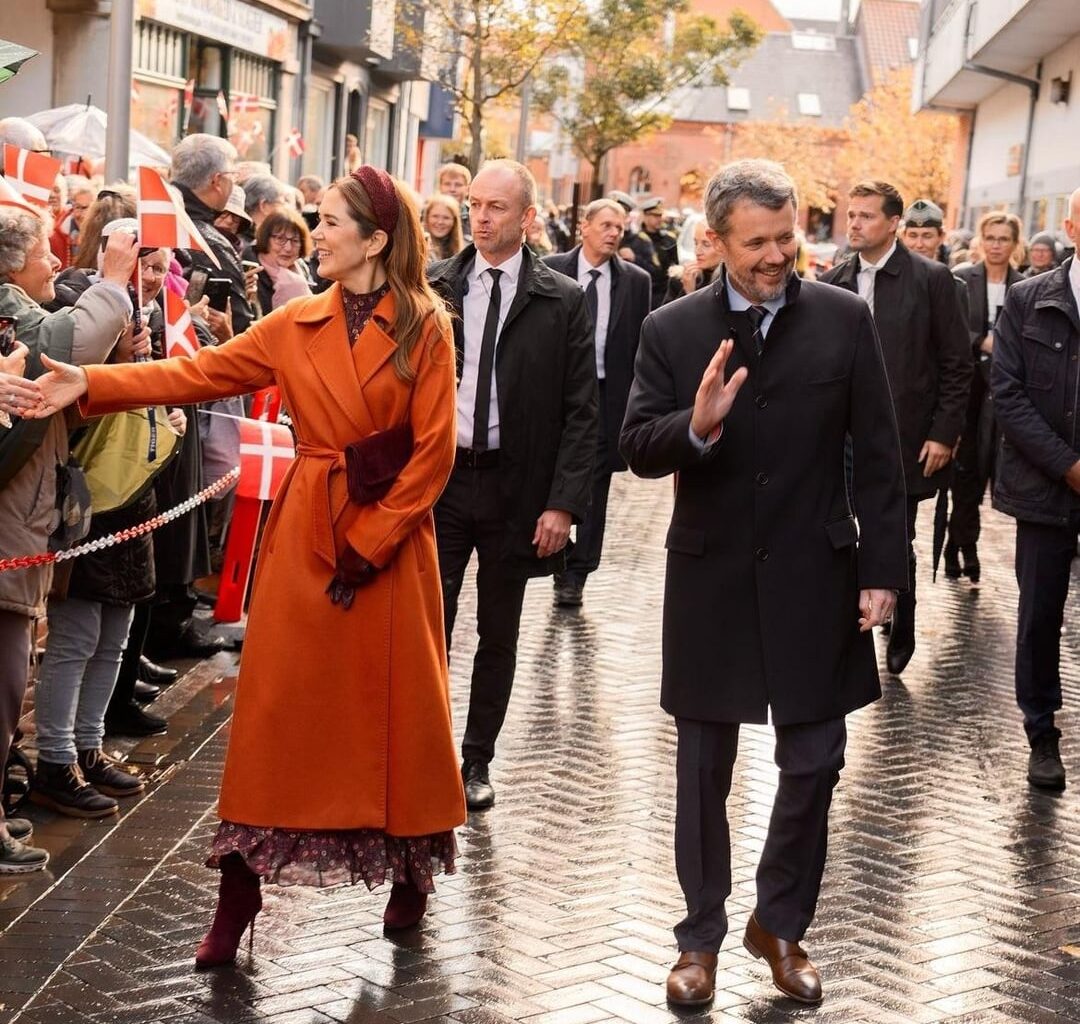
[{"x1": 270, "y1": 234, "x2": 301, "y2": 248}]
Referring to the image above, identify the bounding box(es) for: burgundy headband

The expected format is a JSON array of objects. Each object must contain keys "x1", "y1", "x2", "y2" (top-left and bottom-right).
[{"x1": 351, "y1": 165, "x2": 400, "y2": 238}]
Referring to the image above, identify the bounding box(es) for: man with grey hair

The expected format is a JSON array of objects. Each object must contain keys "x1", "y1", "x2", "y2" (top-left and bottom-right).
[
  {"x1": 169, "y1": 133, "x2": 253, "y2": 334},
  {"x1": 621, "y1": 159, "x2": 907, "y2": 1007},
  {"x1": 241, "y1": 173, "x2": 289, "y2": 233}
]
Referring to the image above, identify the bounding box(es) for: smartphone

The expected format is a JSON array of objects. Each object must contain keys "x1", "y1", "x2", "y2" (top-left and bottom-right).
[
  {"x1": 185, "y1": 267, "x2": 210, "y2": 305},
  {"x1": 0, "y1": 316, "x2": 16, "y2": 358},
  {"x1": 205, "y1": 277, "x2": 233, "y2": 313}
]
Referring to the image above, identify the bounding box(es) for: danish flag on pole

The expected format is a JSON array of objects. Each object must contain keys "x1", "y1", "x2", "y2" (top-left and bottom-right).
[
  {"x1": 137, "y1": 166, "x2": 220, "y2": 267},
  {"x1": 216, "y1": 91, "x2": 229, "y2": 121},
  {"x1": 3, "y1": 145, "x2": 61, "y2": 209},
  {"x1": 238, "y1": 419, "x2": 294, "y2": 502},
  {"x1": 286, "y1": 128, "x2": 305, "y2": 157},
  {"x1": 164, "y1": 288, "x2": 200, "y2": 360},
  {"x1": 232, "y1": 93, "x2": 259, "y2": 115},
  {"x1": 0, "y1": 172, "x2": 40, "y2": 216}
]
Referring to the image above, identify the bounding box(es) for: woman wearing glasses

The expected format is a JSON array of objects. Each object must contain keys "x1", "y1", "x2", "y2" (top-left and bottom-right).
[{"x1": 252, "y1": 208, "x2": 313, "y2": 315}]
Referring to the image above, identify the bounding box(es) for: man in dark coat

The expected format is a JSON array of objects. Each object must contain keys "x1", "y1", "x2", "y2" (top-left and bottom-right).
[
  {"x1": 620, "y1": 159, "x2": 907, "y2": 1008},
  {"x1": 990, "y1": 186, "x2": 1080, "y2": 791},
  {"x1": 610, "y1": 190, "x2": 661, "y2": 281},
  {"x1": 949, "y1": 212, "x2": 1024, "y2": 580},
  {"x1": 428, "y1": 159, "x2": 598, "y2": 812},
  {"x1": 543, "y1": 198, "x2": 651, "y2": 607},
  {"x1": 820, "y1": 180, "x2": 970, "y2": 675},
  {"x1": 640, "y1": 196, "x2": 680, "y2": 307}
]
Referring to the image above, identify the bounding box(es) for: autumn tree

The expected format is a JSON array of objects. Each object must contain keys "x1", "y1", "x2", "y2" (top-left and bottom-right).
[
  {"x1": 397, "y1": 0, "x2": 587, "y2": 173},
  {"x1": 839, "y1": 67, "x2": 961, "y2": 209},
  {"x1": 531, "y1": 0, "x2": 762, "y2": 190}
]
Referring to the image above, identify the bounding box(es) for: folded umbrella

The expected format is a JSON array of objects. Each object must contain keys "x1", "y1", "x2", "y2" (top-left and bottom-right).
[
  {"x1": 0, "y1": 40, "x2": 38, "y2": 85},
  {"x1": 25, "y1": 102, "x2": 171, "y2": 167}
]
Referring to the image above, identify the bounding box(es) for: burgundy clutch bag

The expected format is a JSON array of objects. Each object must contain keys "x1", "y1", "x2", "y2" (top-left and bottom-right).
[{"x1": 344, "y1": 424, "x2": 414, "y2": 505}]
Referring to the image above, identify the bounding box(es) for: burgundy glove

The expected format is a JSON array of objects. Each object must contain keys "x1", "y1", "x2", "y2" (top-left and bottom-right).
[{"x1": 326, "y1": 546, "x2": 376, "y2": 610}]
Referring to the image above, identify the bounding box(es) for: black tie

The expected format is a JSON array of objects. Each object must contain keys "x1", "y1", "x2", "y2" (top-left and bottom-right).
[
  {"x1": 584, "y1": 269, "x2": 600, "y2": 331},
  {"x1": 472, "y1": 268, "x2": 502, "y2": 450},
  {"x1": 747, "y1": 304, "x2": 768, "y2": 354}
]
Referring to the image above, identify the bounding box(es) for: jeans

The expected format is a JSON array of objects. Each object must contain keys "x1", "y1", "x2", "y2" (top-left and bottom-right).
[{"x1": 35, "y1": 597, "x2": 134, "y2": 764}]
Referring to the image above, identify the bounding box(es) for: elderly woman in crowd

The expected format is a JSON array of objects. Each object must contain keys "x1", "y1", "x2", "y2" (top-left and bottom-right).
[
  {"x1": 0, "y1": 207, "x2": 137, "y2": 872},
  {"x1": 252, "y1": 207, "x2": 313, "y2": 314},
  {"x1": 30, "y1": 166, "x2": 466, "y2": 969},
  {"x1": 422, "y1": 194, "x2": 465, "y2": 262},
  {"x1": 662, "y1": 213, "x2": 722, "y2": 304},
  {"x1": 242, "y1": 173, "x2": 290, "y2": 240}
]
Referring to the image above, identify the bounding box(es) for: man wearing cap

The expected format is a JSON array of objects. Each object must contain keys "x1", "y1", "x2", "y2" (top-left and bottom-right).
[
  {"x1": 640, "y1": 197, "x2": 680, "y2": 308},
  {"x1": 1026, "y1": 232, "x2": 1059, "y2": 277},
  {"x1": 902, "y1": 199, "x2": 950, "y2": 265},
  {"x1": 609, "y1": 190, "x2": 660, "y2": 280},
  {"x1": 947, "y1": 212, "x2": 1024, "y2": 581},
  {"x1": 821, "y1": 180, "x2": 971, "y2": 676},
  {"x1": 543, "y1": 198, "x2": 652, "y2": 607},
  {"x1": 213, "y1": 184, "x2": 254, "y2": 259}
]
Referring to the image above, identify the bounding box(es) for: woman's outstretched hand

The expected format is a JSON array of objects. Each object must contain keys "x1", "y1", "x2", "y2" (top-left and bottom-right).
[{"x1": 23, "y1": 354, "x2": 89, "y2": 418}]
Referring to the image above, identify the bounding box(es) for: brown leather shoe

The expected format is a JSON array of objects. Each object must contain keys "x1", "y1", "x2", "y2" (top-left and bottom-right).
[
  {"x1": 665, "y1": 950, "x2": 718, "y2": 1006},
  {"x1": 743, "y1": 912, "x2": 822, "y2": 1004}
]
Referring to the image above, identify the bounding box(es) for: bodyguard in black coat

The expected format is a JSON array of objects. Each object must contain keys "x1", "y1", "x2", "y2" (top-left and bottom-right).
[
  {"x1": 820, "y1": 181, "x2": 970, "y2": 675},
  {"x1": 428, "y1": 161, "x2": 598, "y2": 812},
  {"x1": 543, "y1": 200, "x2": 652, "y2": 606},
  {"x1": 620, "y1": 160, "x2": 907, "y2": 1009}
]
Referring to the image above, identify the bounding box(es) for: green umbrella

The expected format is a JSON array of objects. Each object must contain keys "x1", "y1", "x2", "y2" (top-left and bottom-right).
[{"x1": 0, "y1": 40, "x2": 39, "y2": 85}]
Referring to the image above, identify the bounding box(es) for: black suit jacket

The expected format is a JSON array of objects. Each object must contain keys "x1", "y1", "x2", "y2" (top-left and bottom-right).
[
  {"x1": 953, "y1": 262, "x2": 1024, "y2": 352},
  {"x1": 821, "y1": 245, "x2": 972, "y2": 498},
  {"x1": 428, "y1": 245, "x2": 598, "y2": 577},
  {"x1": 542, "y1": 247, "x2": 651, "y2": 471},
  {"x1": 619, "y1": 271, "x2": 907, "y2": 725}
]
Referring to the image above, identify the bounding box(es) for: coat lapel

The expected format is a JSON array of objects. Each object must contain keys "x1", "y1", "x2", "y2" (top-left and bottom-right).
[{"x1": 607, "y1": 256, "x2": 628, "y2": 351}]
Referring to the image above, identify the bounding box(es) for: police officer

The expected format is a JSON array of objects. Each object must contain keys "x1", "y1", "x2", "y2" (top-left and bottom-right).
[
  {"x1": 639, "y1": 196, "x2": 679, "y2": 308},
  {"x1": 609, "y1": 190, "x2": 659, "y2": 285},
  {"x1": 901, "y1": 199, "x2": 950, "y2": 265}
]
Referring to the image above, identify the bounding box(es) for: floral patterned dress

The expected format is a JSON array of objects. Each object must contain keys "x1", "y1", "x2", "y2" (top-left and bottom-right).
[{"x1": 207, "y1": 282, "x2": 458, "y2": 890}]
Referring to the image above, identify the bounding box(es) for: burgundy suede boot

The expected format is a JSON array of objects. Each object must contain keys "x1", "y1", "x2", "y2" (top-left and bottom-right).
[
  {"x1": 195, "y1": 853, "x2": 263, "y2": 969},
  {"x1": 383, "y1": 881, "x2": 428, "y2": 929}
]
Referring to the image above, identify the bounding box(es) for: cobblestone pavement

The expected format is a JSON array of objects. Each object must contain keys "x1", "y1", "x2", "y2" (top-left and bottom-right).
[{"x1": 3, "y1": 476, "x2": 1080, "y2": 1024}]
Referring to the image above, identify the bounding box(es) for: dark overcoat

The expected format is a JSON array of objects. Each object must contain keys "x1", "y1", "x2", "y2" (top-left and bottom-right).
[
  {"x1": 429, "y1": 244, "x2": 598, "y2": 577},
  {"x1": 543, "y1": 247, "x2": 651, "y2": 472},
  {"x1": 820, "y1": 245, "x2": 971, "y2": 499},
  {"x1": 619, "y1": 271, "x2": 908, "y2": 725}
]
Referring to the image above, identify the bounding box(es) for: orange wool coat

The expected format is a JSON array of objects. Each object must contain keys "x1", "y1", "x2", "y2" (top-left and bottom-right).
[{"x1": 82, "y1": 285, "x2": 466, "y2": 835}]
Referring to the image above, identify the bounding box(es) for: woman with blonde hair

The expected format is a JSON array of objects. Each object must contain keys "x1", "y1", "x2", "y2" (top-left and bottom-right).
[
  {"x1": 30, "y1": 166, "x2": 466, "y2": 968},
  {"x1": 422, "y1": 193, "x2": 465, "y2": 262}
]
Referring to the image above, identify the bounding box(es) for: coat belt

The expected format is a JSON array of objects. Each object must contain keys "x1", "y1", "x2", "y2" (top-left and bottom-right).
[{"x1": 295, "y1": 441, "x2": 349, "y2": 569}]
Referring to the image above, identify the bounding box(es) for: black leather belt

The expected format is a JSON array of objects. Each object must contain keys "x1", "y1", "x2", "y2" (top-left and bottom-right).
[{"x1": 455, "y1": 446, "x2": 500, "y2": 469}]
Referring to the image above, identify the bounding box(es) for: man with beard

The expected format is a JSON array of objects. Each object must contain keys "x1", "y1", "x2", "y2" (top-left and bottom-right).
[
  {"x1": 621, "y1": 160, "x2": 907, "y2": 1007},
  {"x1": 544, "y1": 199, "x2": 651, "y2": 607},
  {"x1": 821, "y1": 181, "x2": 970, "y2": 675}
]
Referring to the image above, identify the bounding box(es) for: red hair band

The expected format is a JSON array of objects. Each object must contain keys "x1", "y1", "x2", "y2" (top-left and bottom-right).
[{"x1": 351, "y1": 165, "x2": 400, "y2": 239}]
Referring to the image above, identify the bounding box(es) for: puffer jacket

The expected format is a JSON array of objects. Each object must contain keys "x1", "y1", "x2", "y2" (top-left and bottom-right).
[{"x1": 0, "y1": 282, "x2": 129, "y2": 617}]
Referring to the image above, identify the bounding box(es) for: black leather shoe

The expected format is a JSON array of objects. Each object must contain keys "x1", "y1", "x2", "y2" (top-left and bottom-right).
[
  {"x1": 139, "y1": 655, "x2": 179, "y2": 684},
  {"x1": 1028, "y1": 734, "x2": 1066, "y2": 790},
  {"x1": 943, "y1": 542, "x2": 962, "y2": 580},
  {"x1": 134, "y1": 680, "x2": 160, "y2": 704},
  {"x1": 553, "y1": 576, "x2": 583, "y2": 608},
  {"x1": 461, "y1": 760, "x2": 495, "y2": 811},
  {"x1": 886, "y1": 591, "x2": 916, "y2": 675},
  {"x1": 152, "y1": 622, "x2": 230, "y2": 660},
  {"x1": 961, "y1": 544, "x2": 981, "y2": 584},
  {"x1": 104, "y1": 702, "x2": 168, "y2": 738}
]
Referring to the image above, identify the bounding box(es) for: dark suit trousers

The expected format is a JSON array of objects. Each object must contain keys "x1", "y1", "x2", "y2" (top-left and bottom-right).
[
  {"x1": 1015, "y1": 512, "x2": 1080, "y2": 743},
  {"x1": 0, "y1": 610, "x2": 32, "y2": 826},
  {"x1": 948, "y1": 367, "x2": 988, "y2": 548},
  {"x1": 564, "y1": 380, "x2": 612, "y2": 585},
  {"x1": 674, "y1": 716, "x2": 846, "y2": 952},
  {"x1": 435, "y1": 461, "x2": 528, "y2": 766}
]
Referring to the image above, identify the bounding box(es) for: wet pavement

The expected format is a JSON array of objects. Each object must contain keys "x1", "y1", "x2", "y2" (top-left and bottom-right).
[{"x1": 2, "y1": 476, "x2": 1080, "y2": 1024}]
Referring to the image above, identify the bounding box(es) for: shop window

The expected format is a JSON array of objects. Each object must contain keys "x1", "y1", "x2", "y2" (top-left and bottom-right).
[
  {"x1": 132, "y1": 81, "x2": 181, "y2": 152},
  {"x1": 797, "y1": 93, "x2": 822, "y2": 117},
  {"x1": 1031, "y1": 197, "x2": 1048, "y2": 233},
  {"x1": 304, "y1": 79, "x2": 335, "y2": 179},
  {"x1": 727, "y1": 87, "x2": 750, "y2": 112},
  {"x1": 366, "y1": 99, "x2": 391, "y2": 169},
  {"x1": 628, "y1": 166, "x2": 652, "y2": 195}
]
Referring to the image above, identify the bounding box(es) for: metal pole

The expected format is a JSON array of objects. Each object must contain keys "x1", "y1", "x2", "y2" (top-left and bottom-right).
[
  {"x1": 105, "y1": 0, "x2": 135, "y2": 182},
  {"x1": 515, "y1": 75, "x2": 531, "y2": 164}
]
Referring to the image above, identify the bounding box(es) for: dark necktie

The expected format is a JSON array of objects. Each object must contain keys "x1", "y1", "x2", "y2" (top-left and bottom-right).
[
  {"x1": 747, "y1": 304, "x2": 768, "y2": 354},
  {"x1": 472, "y1": 267, "x2": 502, "y2": 450},
  {"x1": 584, "y1": 268, "x2": 600, "y2": 332}
]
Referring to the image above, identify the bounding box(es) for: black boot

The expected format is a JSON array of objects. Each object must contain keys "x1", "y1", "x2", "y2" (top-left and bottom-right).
[
  {"x1": 134, "y1": 680, "x2": 161, "y2": 704},
  {"x1": 461, "y1": 760, "x2": 495, "y2": 811},
  {"x1": 961, "y1": 544, "x2": 981, "y2": 584},
  {"x1": 139, "y1": 655, "x2": 178, "y2": 685},
  {"x1": 1028, "y1": 733, "x2": 1066, "y2": 790},
  {"x1": 77, "y1": 748, "x2": 146, "y2": 798},
  {"x1": 886, "y1": 560, "x2": 917, "y2": 675},
  {"x1": 943, "y1": 542, "x2": 962, "y2": 580},
  {"x1": 30, "y1": 761, "x2": 118, "y2": 818},
  {"x1": 104, "y1": 701, "x2": 168, "y2": 738}
]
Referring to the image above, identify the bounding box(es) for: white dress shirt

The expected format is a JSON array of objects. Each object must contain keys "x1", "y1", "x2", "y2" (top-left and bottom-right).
[
  {"x1": 457, "y1": 247, "x2": 523, "y2": 450},
  {"x1": 1070, "y1": 255, "x2": 1080, "y2": 314},
  {"x1": 857, "y1": 240, "x2": 897, "y2": 314},
  {"x1": 576, "y1": 250, "x2": 612, "y2": 379}
]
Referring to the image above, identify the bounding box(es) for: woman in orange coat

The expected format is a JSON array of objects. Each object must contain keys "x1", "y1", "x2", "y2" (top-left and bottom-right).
[{"x1": 31, "y1": 167, "x2": 466, "y2": 968}]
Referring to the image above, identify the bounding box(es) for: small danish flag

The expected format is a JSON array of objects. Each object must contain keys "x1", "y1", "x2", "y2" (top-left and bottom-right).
[
  {"x1": 286, "y1": 128, "x2": 305, "y2": 158},
  {"x1": 137, "y1": 166, "x2": 220, "y2": 267},
  {"x1": 3, "y1": 145, "x2": 61, "y2": 209},
  {"x1": 0, "y1": 172, "x2": 40, "y2": 217},
  {"x1": 216, "y1": 91, "x2": 229, "y2": 121},
  {"x1": 238, "y1": 419, "x2": 294, "y2": 502},
  {"x1": 164, "y1": 288, "x2": 200, "y2": 360},
  {"x1": 231, "y1": 92, "x2": 259, "y2": 115}
]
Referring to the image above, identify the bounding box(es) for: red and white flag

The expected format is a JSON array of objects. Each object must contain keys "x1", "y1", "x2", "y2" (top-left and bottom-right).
[
  {"x1": 164, "y1": 288, "x2": 200, "y2": 360},
  {"x1": 231, "y1": 92, "x2": 259, "y2": 115},
  {"x1": 3, "y1": 144, "x2": 61, "y2": 209},
  {"x1": 136, "y1": 166, "x2": 220, "y2": 267},
  {"x1": 286, "y1": 128, "x2": 305, "y2": 157},
  {"x1": 131, "y1": 79, "x2": 141, "y2": 102},
  {"x1": 0, "y1": 172, "x2": 40, "y2": 217},
  {"x1": 216, "y1": 91, "x2": 229, "y2": 121},
  {"x1": 182, "y1": 79, "x2": 196, "y2": 129},
  {"x1": 238, "y1": 419, "x2": 294, "y2": 502}
]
